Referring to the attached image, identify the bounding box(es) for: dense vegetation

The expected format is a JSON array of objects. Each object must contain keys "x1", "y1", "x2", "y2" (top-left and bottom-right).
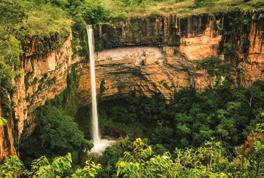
[
  {"x1": 97, "y1": 81, "x2": 264, "y2": 150},
  {"x1": 16, "y1": 81, "x2": 264, "y2": 177},
  {"x1": 0, "y1": 153, "x2": 102, "y2": 177},
  {"x1": 2, "y1": 130, "x2": 264, "y2": 177},
  {"x1": 99, "y1": 0, "x2": 264, "y2": 18},
  {"x1": 20, "y1": 105, "x2": 93, "y2": 164}
]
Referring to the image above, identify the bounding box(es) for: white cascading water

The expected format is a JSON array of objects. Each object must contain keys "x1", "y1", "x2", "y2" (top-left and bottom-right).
[
  {"x1": 86, "y1": 25, "x2": 115, "y2": 155},
  {"x1": 86, "y1": 25, "x2": 100, "y2": 144}
]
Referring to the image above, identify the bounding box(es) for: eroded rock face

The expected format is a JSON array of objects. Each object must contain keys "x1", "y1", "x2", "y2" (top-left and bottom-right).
[
  {"x1": 243, "y1": 18, "x2": 264, "y2": 85},
  {"x1": 1, "y1": 12, "x2": 264, "y2": 160},
  {"x1": 94, "y1": 13, "x2": 263, "y2": 86},
  {"x1": 0, "y1": 105, "x2": 16, "y2": 160},
  {"x1": 16, "y1": 33, "x2": 79, "y2": 137},
  {"x1": 0, "y1": 33, "x2": 79, "y2": 159},
  {"x1": 94, "y1": 15, "x2": 216, "y2": 49},
  {"x1": 179, "y1": 26, "x2": 221, "y2": 60},
  {"x1": 76, "y1": 46, "x2": 213, "y2": 103}
]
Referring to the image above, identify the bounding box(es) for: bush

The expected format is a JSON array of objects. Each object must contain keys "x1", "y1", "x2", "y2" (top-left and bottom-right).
[
  {"x1": 36, "y1": 105, "x2": 92, "y2": 154},
  {"x1": 20, "y1": 105, "x2": 92, "y2": 162},
  {"x1": 116, "y1": 137, "x2": 263, "y2": 177},
  {"x1": 194, "y1": 0, "x2": 213, "y2": 7},
  {"x1": 0, "y1": 153, "x2": 101, "y2": 178},
  {"x1": 80, "y1": 1, "x2": 109, "y2": 24}
]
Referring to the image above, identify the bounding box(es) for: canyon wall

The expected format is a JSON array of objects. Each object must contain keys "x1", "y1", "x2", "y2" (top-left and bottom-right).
[
  {"x1": 0, "y1": 33, "x2": 79, "y2": 160},
  {"x1": 76, "y1": 46, "x2": 213, "y2": 103},
  {"x1": 78, "y1": 12, "x2": 264, "y2": 103},
  {"x1": 0, "y1": 12, "x2": 264, "y2": 160},
  {"x1": 14, "y1": 33, "x2": 79, "y2": 138}
]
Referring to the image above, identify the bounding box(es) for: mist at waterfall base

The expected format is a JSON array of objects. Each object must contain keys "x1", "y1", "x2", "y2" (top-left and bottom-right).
[{"x1": 86, "y1": 25, "x2": 115, "y2": 155}]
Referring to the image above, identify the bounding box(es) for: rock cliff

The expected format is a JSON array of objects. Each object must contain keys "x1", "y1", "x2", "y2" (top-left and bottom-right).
[
  {"x1": 76, "y1": 46, "x2": 212, "y2": 103},
  {"x1": 0, "y1": 12, "x2": 263, "y2": 160},
  {"x1": 0, "y1": 33, "x2": 78, "y2": 160},
  {"x1": 78, "y1": 12, "x2": 264, "y2": 103}
]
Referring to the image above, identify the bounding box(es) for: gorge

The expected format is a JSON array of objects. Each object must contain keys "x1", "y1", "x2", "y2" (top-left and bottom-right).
[
  {"x1": 1, "y1": 11, "x2": 264, "y2": 160},
  {"x1": 0, "y1": 0, "x2": 263, "y2": 177}
]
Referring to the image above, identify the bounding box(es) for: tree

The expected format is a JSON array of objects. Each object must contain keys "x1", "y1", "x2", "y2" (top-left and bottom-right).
[
  {"x1": 36, "y1": 106, "x2": 92, "y2": 154},
  {"x1": 241, "y1": 123, "x2": 264, "y2": 177},
  {"x1": 30, "y1": 153, "x2": 72, "y2": 178},
  {"x1": 79, "y1": 0, "x2": 109, "y2": 24},
  {"x1": 71, "y1": 160, "x2": 102, "y2": 178},
  {"x1": 116, "y1": 138, "x2": 244, "y2": 177},
  {"x1": 20, "y1": 105, "x2": 92, "y2": 161}
]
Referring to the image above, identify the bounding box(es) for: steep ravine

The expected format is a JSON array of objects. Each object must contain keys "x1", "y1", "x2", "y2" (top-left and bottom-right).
[{"x1": 0, "y1": 12, "x2": 263, "y2": 160}]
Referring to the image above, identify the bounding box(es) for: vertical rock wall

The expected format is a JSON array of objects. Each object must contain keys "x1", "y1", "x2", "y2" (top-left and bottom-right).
[
  {"x1": 0, "y1": 33, "x2": 78, "y2": 160},
  {"x1": 94, "y1": 14, "x2": 218, "y2": 48},
  {"x1": 94, "y1": 12, "x2": 264, "y2": 85},
  {"x1": 0, "y1": 104, "x2": 16, "y2": 160}
]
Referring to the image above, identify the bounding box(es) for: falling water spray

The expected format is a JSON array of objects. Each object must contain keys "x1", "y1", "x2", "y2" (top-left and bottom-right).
[
  {"x1": 86, "y1": 25, "x2": 115, "y2": 155},
  {"x1": 86, "y1": 25, "x2": 100, "y2": 144}
]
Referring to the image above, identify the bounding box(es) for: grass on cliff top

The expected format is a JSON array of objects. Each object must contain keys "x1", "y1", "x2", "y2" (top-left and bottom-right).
[
  {"x1": 102, "y1": 0, "x2": 264, "y2": 18},
  {"x1": 20, "y1": 3, "x2": 71, "y2": 37}
]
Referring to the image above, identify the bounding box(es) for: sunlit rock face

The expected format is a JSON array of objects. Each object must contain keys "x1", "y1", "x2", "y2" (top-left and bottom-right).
[
  {"x1": 0, "y1": 33, "x2": 79, "y2": 159},
  {"x1": 94, "y1": 13, "x2": 264, "y2": 85},
  {"x1": 94, "y1": 15, "x2": 220, "y2": 49},
  {"x1": 0, "y1": 105, "x2": 16, "y2": 160},
  {"x1": 179, "y1": 27, "x2": 221, "y2": 61},
  {"x1": 76, "y1": 13, "x2": 264, "y2": 103},
  {"x1": 77, "y1": 16, "x2": 224, "y2": 101},
  {"x1": 76, "y1": 46, "x2": 213, "y2": 103},
  {"x1": 1, "y1": 12, "x2": 264, "y2": 160},
  {"x1": 244, "y1": 19, "x2": 264, "y2": 85},
  {"x1": 13, "y1": 33, "x2": 78, "y2": 139}
]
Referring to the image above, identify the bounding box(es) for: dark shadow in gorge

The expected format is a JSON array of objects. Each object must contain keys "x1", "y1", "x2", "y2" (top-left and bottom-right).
[
  {"x1": 87, "y1": 81, "x2": 264, "y2": 152},
  {"x1": 19, "y1": 81, "x2": 264, "y2": 166}
]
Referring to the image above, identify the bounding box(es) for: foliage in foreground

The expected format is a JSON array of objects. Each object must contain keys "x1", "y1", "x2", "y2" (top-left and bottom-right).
[
  {"x1": 116, "y1": 133, "x2": 263, "y2": 178},
  {"x1": 0, "y1": 153, "x2": 101, "y2": 178},
  {"x1": 1, "y1": 128, "x2": 263, "y2": 178}
]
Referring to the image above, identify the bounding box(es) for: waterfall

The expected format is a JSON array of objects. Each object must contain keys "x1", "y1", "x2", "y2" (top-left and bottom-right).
[
  {"x1": 86, "y1": 25, "x2": 100, "y2": 144},
  {"x1": 86, "y1": 25, "x2": 115, "y2": 155}
]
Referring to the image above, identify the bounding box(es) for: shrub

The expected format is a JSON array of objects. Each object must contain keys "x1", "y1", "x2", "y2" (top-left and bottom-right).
[
  {"x1": 80, "y1": 1, "x2": 109, "y2": 24},
  {"x1": 0, "y1": 153, "x2": 101, "y2": 178},
  {"x1": 36, "y1": 105, "x2": 92, "y2": 154},
  {"x1": 20, "y1": 105, "x2": 92, "y2": 161}
]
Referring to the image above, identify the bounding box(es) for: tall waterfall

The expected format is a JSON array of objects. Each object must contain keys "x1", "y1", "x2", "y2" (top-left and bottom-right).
[
  {"x1": 86, "y1": 25, "x2": 115, "y2": 155},
  {"x1": 86, "y1": 25, "x2": 100, "y2": 144}
]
